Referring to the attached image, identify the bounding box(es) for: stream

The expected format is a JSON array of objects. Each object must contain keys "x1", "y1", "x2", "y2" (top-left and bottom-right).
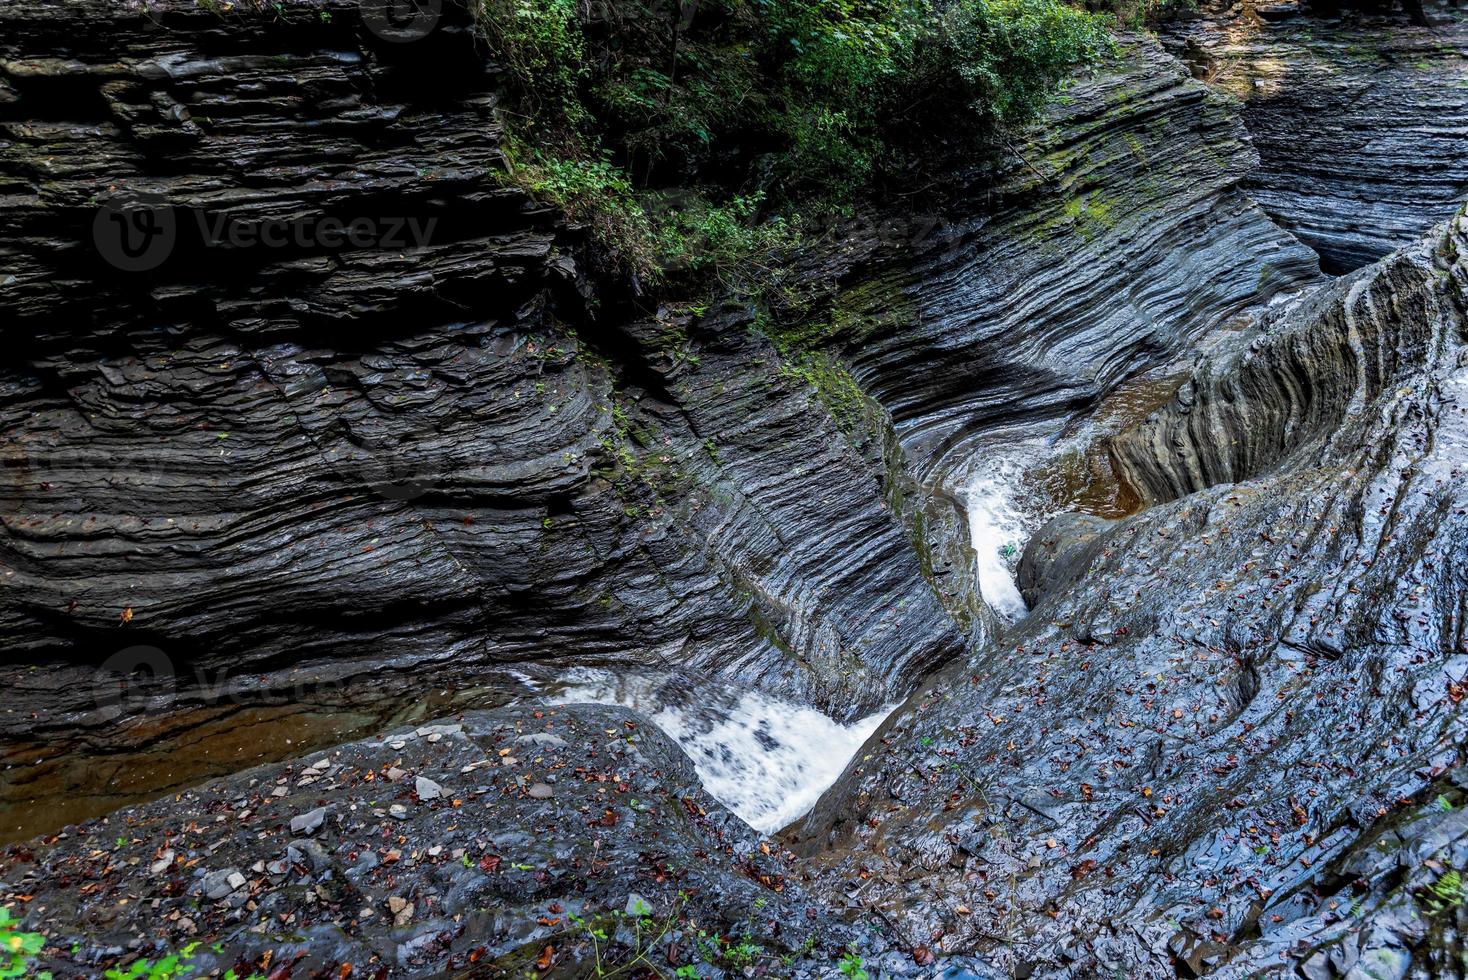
[
  {"x1": 545, "y1": 669, "x2": 893, "y2": 833},
  {"x1": 956, "y1": 370, "x2": 1201, "y2": 622},
  {"x1": 963, "y1": 438, "x2": 1049, "y2": 622}
]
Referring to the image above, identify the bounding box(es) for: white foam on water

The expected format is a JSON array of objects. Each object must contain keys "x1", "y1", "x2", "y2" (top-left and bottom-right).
[
  {"x1": 549, "y1": 670, "x2": 891, "y2": 834},
  {"x1": 964, "y1": 442, "x2": 1045, "y2": 623}
]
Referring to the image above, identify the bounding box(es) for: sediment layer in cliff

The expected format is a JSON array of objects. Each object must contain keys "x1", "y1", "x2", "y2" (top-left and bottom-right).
[
  {"x1": 794, "y1": 206, "x2": 1468, "y2": 978},
  {"x1": 1166, "y1": 0, "x2": 1468, "y2": 272}
]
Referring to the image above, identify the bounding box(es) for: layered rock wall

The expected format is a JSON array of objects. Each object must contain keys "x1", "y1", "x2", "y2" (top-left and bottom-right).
[
  {"x1": 1166, "y1": 2, "x2": 1468, "y2": 272},
  {"x1": 794, "y1": 208, "x2": 1468, "y2": 978}
]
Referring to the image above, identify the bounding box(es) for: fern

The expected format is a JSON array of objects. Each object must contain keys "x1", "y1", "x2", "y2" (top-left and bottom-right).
[{"x1": 1432, "y1": 869, "x2": 1464, "y2": 905}]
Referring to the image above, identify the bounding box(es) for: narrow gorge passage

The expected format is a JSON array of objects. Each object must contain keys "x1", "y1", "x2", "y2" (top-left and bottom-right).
[
  {"x1": 963, "y1": 439, "x2": 1044, "y2": 622},
  {"x1": 2, "y1": 0, "x2": 1466, "y2": 977},
  {"x1": 953, "y1": 367, "x2": 1214, "y2": 624}
]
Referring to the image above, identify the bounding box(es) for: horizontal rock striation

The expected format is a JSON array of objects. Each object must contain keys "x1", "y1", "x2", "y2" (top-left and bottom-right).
[
  {"x1": 1166, "y1": 2, "x2": 1468, "y2": 272},
  {"x1": 791, "y1": 208, "x2": 1468, "y2": 977},
  {"x1": 4, "y1": 1, "x2": 1467, "y2": 975},
  {"x1": 780, "y1": 38, "x2": 1323, "y2": 494},
  {"x1": 0, "y1": 0, "x2": 970, "y2": 778},
  {"x1": 0, "y1": 5, "x2": 1330, "y2": 842}
]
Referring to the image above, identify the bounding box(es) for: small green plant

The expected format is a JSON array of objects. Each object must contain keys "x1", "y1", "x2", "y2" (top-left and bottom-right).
[
  {"x1": 838, "y1": 950, "x2": 870, "y2": 980},
  {"x1": 104, "y1": 942, "x2": 200, "y2": 980},
  {"x1": 1425, "y1": 868, "x2": 1466, "y2": 914},
  {"x1": 566, "y1": 895, "x2": 688, "y2": 978},
  {"x1": 725, "y1": 941, "x2": 761, "y2": 968},
  {"x1": 1, "y1": 908, "x2": 48, "y2": 980}
]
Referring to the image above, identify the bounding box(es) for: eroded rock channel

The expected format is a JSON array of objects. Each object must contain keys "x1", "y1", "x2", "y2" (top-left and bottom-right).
[{"x1": 1, "y1": 0, "x2": 1467, "y2": 976}]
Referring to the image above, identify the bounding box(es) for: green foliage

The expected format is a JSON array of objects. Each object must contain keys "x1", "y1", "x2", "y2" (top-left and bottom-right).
[
  {"x1": 1425, "y1": 868, "x2": 1465, "y2": 914},
  {"x1": 911, "y1": 0, "x2": 1114, "y2": 130},
  {"x1": 1, "y1": 909, "x2": 48, "y2": 980},
  {"x1": 839, "y1": 950, "x2": 870, "y2": 980},
  {"x1": 1082, "y1": 0, "x2": 1195, "y2": 28},
  {"x1": 479, "y1": 0, "x2": 1112, "y2": 282},
  {"x1": 476, "y1": 0, "x2": 588, "y2": 127},
  {"x1": 500, "y1": 144, "x2": 659, "y2": 277},
  {"x1": 104, "y1": 943, "x2": 200, "y2": 980},
  {"x1": 724, "y1": 941, "x2": 762, "y2": 968},
  {"x1": 502, "y1": 145, "x2": 796, "y2": 284},
  {"x1": 566, "y1": 894, "x2": 694, "y2": 977},
  {"x1": 649, "y1": 192, "x2": 797, "y2": 282}
]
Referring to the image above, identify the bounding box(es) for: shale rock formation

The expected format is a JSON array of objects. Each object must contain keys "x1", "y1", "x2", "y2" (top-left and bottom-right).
[
  {"x1": 0, "y1": 0, "x2": 1322, "y2": 839},
  {"x1": 792, "y1": 37, "x2": 1322, "y2": 485},
  {"x1": 1, "y1": 702, "x2": 878, "y2": 977},
  {"x1": 6, "y1": 0, "x2": 1468, "y2": 976},
  {"x1": 1166, "y1": 0, "x2": 1468, "y2": 272},
  {"x1": 0, "y1": 0, "x2": 973, "y2": 791},
  {"x1": 794, "y1": 208, "x2": 1468, "y2": 977}
]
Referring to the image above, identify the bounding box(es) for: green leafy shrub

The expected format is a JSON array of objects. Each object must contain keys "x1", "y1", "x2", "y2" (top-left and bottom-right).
[
  {"x1": 1081, "y1": 0, "x2": 1195, "y2": 28},
  {"x1": 479, "y1": 0, "x2": 1112, "y2": 283},
  {"x1": 477, "y1": 0, "x2": 589, "y2": 128},
  {"x1": 500, "y1": 143, "x2": 660, "y2": 277},
  {"x1": 913, "y1": 0, "x2": 1114, "y2": 129},
  {"x1": 1, "y1": 909, "x2": 48, "y2": 980},
  {"x1": 649, "y1": 191, "x2": 798, "y2": 281}
]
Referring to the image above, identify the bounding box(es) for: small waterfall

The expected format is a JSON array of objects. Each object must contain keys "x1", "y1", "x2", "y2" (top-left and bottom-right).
[
  {"x1": 964, "y1": 440, "x2": 1047, "y2": 622},
  {"x1": 546, "y1": 669, "x2": 892, "y2": 834}
]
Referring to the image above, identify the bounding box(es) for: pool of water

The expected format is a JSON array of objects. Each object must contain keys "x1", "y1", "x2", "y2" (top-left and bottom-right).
[
  {"x1": 957, "y1": 372, "x2": 1184, "y2": 623},
  {"x1": 0, "y1": 679, "x2": 527, "y2": 844}
]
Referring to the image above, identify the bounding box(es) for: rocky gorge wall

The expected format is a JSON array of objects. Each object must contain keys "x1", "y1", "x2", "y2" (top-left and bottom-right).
[
  {"x1": 792, "y1": 206, "x2": 1468, "y2": 977},
  {"x1": 4, "y1": 0, "x2": 1468, "y2": 977},
  {"x1": 0, "y1": 0, "x2": 979, "y2": 834},
  {"x1": 0, "y1": 0, "x2": 1324, "y2": 839},
  {"x1": 1165, "y1": 0, "x2": 1468, "y2": 272}
]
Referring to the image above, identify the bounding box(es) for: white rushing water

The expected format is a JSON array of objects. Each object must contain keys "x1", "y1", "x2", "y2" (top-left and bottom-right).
[
  {"x1": 964, "y1": 441, "x2": 1046, "y2": 622},
  {"x1": 547, "y1": 670, "x2": 891, "y2": 834}
]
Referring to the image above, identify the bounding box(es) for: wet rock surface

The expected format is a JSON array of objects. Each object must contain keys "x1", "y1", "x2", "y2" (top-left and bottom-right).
[
  {"x1": 3, "y1": 0, "x2": 1468, "y2": 976},
  {"x1": 0, "y1": 703, "x2": 881, "y2": 978},
  {"x1": 0, "y1": 0, "x2": 974, "y2": 836},
  {"x1": 1166, "y1": 0, "x2": 1468, "y2": 272},
  {"x1": 791, "y1": 209, "x2": 1468, "y2": 977},
  {"x1": 803, "y1": 37, "x2": 1322, "y2": 482},
  {"x1": 0, "y1": 4, "x2": 1326, "y2": 840}
]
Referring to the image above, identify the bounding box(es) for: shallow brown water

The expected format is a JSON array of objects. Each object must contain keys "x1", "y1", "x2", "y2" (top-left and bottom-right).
[
  {"x1": 1026, "y1": 372, "x2": 1187, "y2": 519},
  {"x1": 0, "y1": 682, "x2": 523, "y2": 843}
]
